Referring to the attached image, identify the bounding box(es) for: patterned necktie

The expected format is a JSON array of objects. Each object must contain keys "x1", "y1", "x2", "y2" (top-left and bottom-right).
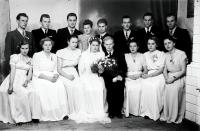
[
  {"x1": 70, "y1": 29, "x2": 74, "y2": 35},
  {"x1": 169, "y1": 30, "x2": 173, "y2": 36},
  {"x1": 22, "y1": 30, "x2": 25, "y2": 37},
  {"x1": 45, "y1": 29, "x2": 47, "y2": 36},
  {"x1": 125, "y1": 31, "x2": 128, "y2": 39}
]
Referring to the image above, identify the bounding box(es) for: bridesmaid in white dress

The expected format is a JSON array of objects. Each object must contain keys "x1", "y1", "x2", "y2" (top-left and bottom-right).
[
  {"x1": 57, "y1": 35, "x2": 81, "y2": 114},
  {"x1": 161, "y1": 36, "x2": 187, "y2": 124},
  {"x1": 0, "y1": 42, "x2": 41, "y2": 124},
  {"x1": 69, "y1": 37, "x2": 111, "y2": 123},
  {"x1": 140, "y1": 36, "x2": 165, "y2": 121},
  {"x1": 32, "y1": 37, "x2": 69, "y2": 121},
  {"x1": 124, "y1": 40, "x2": 147, "y2": 117}
]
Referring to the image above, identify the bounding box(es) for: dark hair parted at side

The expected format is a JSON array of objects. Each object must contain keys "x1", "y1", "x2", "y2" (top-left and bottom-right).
[
  {"x1": 97, "y1": 18, "x2": 108, "y2": 26},
  {"x1": 40, "y1": 37, "x2": 55, "y2": 47},
  {"x1": 83, "y1": 19, "x2": 93, "y2": 27},
  {"x1": 68, "y1": 34, "x2": 78, "y2": 42},
  {"x1": 147, "y1": 36, "x2": 160, "y2": 47},
  {"x1": 16, "y1": 13, "x2": 28, "y2": 20},
  {"x1": 40, "y1": 14, "x2": 50, "y2": 22},
  {"x1": 143, "y1": 12, "x2": 154, "y2": 19},
  {"x1": 67, "y1": 13, "x2": 77, "y2": 20},
  {"x1": 166, "y1": 13, "x2": 177, "y2": 21},
  {"x1": 16, "y1": 41, "x2": 30, "y2": 54},
  {"x1": 89, "y1": 37, "x2": 101, "y2": 45},
  {"x1": 122, "y1": 15, "x2": 132, "y2": 21},
  {"x1": 163, "y1": 35, "x2": 177, "y2": 43},
  {"x1": 128, "y1": 39, "x2": 140, "y2": 48}
]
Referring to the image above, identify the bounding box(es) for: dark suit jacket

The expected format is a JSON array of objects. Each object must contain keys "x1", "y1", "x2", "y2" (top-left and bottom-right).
[
  {"x1": 163, "y1": 27, "x2": 192, "y2": 64},
  {"x1": 136, "y1": 26, "x2": 162, "y2": 53},
  {"x1": 114, "y1": 30, "x2": 136, "y2": 54},
  {"x1": 102, "y1": 50, "x2": 127, "y2": 80},
  {"x1": 55, "y1": 27, "x2": 82, "y2": 52},
  {"x1": 32, "y1": 28, "x2": 56, "y2": 52},
  {"x1": 4, "y1": 29, "x2": 35, "y2": 74},
  {"x1": 95, "y1": 33, "x2": 111, "y2": 52}
]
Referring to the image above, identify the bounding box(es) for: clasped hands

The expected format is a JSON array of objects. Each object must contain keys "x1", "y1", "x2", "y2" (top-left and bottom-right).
[
  {"x1": 49, "y1": 74, "x2": 59, "y2": 83},
  {"x1": 112, "y1": 75, "x2": 123, "y2": 82}
]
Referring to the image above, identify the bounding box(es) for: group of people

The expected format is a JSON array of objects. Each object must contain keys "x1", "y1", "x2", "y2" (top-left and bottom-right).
[{"x1": 0, "y1": 11, "x2": 191, "y2": 125}]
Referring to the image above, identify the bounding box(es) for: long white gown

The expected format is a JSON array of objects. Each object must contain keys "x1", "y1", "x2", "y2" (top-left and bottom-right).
[
  {"x1": 56, "y1": 48, "x2": 81, "y2": 114},
  {"x1": 140, "y1": 50, "x2": 165, "y2": 121},
  {"x1": 124, "y1": 53, "x2": 146, "y2": 117},
  {"x1": 69, "y1": 49, "x2": 111, "y2": 123},
  {"x1": 0, "y1": 54, "x2": 41, "y2": 123},
  {"x1": 32, "y1": 51, "x2": 69, "y2": 121}
]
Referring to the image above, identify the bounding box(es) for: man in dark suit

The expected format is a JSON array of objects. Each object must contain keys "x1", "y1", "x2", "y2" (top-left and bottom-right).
[
  {"x1": 95, "y1": 18, "x2": 111, "y2": 52},
  {"x1": 136, "y1": 12, "x2": 162, "y2": 53},
  {"x1": 55, "y1": 13, "x2": 82, "y2": 52},
  {"x1": 32, "y1": 14, "x2": 56, "y2": 52},
  {"x1": 101, "y1": 36, "x2": 127, "y2": 119},
  {"x1": 114, "y1": 15, "x2": 137, "y2": 54},
  {"x1": 4, "y1": 13, "x2": 35, "y2": 75},
  {"x1": 163, "y1": 13, "x2": 192, "y2": 64}
]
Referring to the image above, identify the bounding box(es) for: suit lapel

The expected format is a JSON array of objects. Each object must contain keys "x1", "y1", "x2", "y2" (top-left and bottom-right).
[{"x1": 14, "y1": 29, "x2": 24, "y2": 42}]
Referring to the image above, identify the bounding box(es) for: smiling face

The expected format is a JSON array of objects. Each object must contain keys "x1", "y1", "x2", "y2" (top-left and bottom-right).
[
  {"x1": 67, "y1": 16, "x2": 77, "y2": 28},
  {"x1": 164, "y1": 38, "x2": 175, "y2": 52},
  {"x1": 20, "y1": 44, "x2": 29, "y2": 56},
  {"x1": 90, "y1": 40, "x2": 100, "y2": 53},
  {"x1": 42, "y1": 41, "x2": 52, "y2": 53},
  {"x1": 122, "y1": 18, "x2": 131, "y2": 31},
  {"x1": 17, "y1": 16, "x2": 28, "y2": 30},
  {"x1": 147, "y1": 39, "x2": 157, "y2": 52},
  {"x1": 68, "y1": 37, "x2": 78, "y2": 50},
  {"x1": 129, "y1": 42, "x2": 138, "y2": 54}
]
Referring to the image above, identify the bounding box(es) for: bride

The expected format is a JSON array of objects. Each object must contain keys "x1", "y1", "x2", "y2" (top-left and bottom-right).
[{"x1": 69, "y1": 37, "x2": 111, "y2": 124}]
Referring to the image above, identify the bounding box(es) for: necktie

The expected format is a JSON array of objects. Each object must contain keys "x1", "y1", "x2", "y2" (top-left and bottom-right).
[
  {"x1": 70, "y1": 29, "x2": 74, "y2": 35},
  {"x1": 45, "y1": 29, "x2": 47, "y2": 36},
  {"x1": 22, "y1": 30, "x2": 25, "y2": 37},
  {"x1": 125, "y1": 31, "x2": 128, "y2": 39},
  {"x1": 169, "y1": 30, "x2": 173, "y2": 36}
]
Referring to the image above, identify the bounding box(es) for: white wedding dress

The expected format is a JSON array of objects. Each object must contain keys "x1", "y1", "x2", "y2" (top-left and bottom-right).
[{"x1": 69, "y1": 49, "x2": 111, "y2": 123}]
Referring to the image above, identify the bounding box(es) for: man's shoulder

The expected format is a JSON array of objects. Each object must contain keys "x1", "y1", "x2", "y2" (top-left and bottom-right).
[{"x1": 48, "y1": 28, "x2": 56, "y2": 33}]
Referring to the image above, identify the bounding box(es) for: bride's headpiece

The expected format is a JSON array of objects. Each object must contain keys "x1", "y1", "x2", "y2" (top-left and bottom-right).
[{"x1": 89, "y1": 37, "x2": 101, "y2": 45}]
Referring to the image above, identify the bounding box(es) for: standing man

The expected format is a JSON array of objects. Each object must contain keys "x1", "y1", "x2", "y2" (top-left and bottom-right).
[
  {"x1": 55, "y1": 13, "x2": 82, "y2": 52},
  {"x1": 114, "y1": 15, "x2": 137, "y2": 54},
  {"x1": 96, "y1": 18, "x2": 111, "y2": 52},
  {"x1": 32, "y1": 14, "x2": 56, "y2": 52},
  {"x1": 136, "y1": 12, "x2": 162, "y2": 53},
  {"x1": 4, "y1": 13, "x2": 35, "y2": 75},
  {"x1": 163, "y1": 13, "x2": 192, "y2": 64},
  {"x1": 101, "y1": 36, "x2": 127, "y2": 119}
]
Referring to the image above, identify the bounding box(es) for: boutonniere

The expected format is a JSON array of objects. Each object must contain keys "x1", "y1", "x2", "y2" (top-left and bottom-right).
[
  {"x1": 129, "y1": 37, "x2": 134, "y2": 40},
  {"x1": 24, "y1": 35, "x2": 29, "y2": 40},
  {"x1": 150, "y1": 32, "x2": 155, "y2": 36},
  {"x1": 49, "y1": 36, "x2": 53, "y2": 38}
]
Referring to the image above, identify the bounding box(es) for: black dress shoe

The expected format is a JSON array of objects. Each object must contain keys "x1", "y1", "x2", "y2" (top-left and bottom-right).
[
  {"x1": 63, "y1": 115, "x2": 69, "y2": 120},
  {"x1": 16, "y1": 122, "x2": 23, "y2": 126},
  {"x1": 32, "y1": 119, "x2": 40, "y2": 123},
  {"x1": 144, "y1": 116, "x2": 150, "y2": 119}
]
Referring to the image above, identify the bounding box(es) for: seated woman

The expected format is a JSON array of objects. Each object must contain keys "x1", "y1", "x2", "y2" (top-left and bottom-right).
[
  {"x1": 0, "y1": 42, "x2": 41, "y2": 124},
  {"x1": 78, "y1": 19, "x2": 94, "y2": 52},
  {"x1": 124, "y1": 40, "x2": 147, "y2": 117},
  {"x1": 69, "y1": 37, "x2": 111, "y2": 123},
  {"x1": 160, "y1": 36, "x2": 187, "y2": 124},
  {"x1": 56, "y1": 35, "x2": 81, "y2": 114},
  {"x1": 140, "y1": 36, "x2": 165, "y2": 121},
  {"x1": 32, "y1": 37, "x2": 69, "y2": 121}
]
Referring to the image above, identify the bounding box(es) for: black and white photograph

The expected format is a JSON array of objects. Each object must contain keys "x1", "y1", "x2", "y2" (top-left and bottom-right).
[{"x1": 0, "y1": 0, "x2": 199, "y2": 130}]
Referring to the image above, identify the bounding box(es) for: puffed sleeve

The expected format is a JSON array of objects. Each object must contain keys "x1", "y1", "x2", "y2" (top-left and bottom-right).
[
  {"x1": 180, "y1": 51, "x2": 187, "y2": 64},
  {"x1": 78, "y1": 52, "x2": 87, "y2": 76},
  {"x1": 52, "y1": 54, "x2": 58, "y2": 74},
  {"x1": 158, "y1": 51, "x2": 165, "y2": 68},
  {"x1": 56, "y1": 49, "x2": 63, "y2": 59},
  {"x1": 9, "y1": 54, "x2": 19, "y2": 66},
  {"x1": 32, "y1": 53, "x2": 41, "y2": 77},
  {"x1": 141, "y1": 54, "x2": 147, "y2": 67}
]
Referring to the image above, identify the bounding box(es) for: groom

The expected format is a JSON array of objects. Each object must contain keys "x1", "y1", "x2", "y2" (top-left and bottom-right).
[{"x1": 101, "y1": 36, "x2": 127, "y2": 118}]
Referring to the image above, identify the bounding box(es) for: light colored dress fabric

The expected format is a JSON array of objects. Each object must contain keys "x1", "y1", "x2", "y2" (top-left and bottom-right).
[
  {"x1": 69, "y1": 49, "x2": 111, "y2": 123},
  {"x1": 160, "y1": 49, "x2": 186, "y2": 124},
  {"x1": 0, "y1": 54, "x2": 41, "y2": 123},
  {"x1": 32, "y1": 51, "x2": 68, "y2": 121},
  {"x1": 56, "y1": 48, "x2": 81, "y2": 114},
  {"x1": 78, "y1": 34, "x2": 93, "y2": 52},
  {"x1": 124, "y1": 53, "x2": 146, "y2": 117},
  {"x1": 140, "y1": 50, "x2": 165, "y2": 121}
]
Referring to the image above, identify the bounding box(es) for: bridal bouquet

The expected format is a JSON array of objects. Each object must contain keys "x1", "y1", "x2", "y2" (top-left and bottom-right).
[{"x1": 91, "y1": 56, "x2": 118, "y2": 77}]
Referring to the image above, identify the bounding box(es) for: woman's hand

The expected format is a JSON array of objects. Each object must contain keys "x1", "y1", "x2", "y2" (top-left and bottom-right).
[
  {"x1": 98, "y1": 65, "x2": 104, "y2": 74},
  {"x1": 128, "y1": 74, "x2": 140, "y2": 80},
  {"x1": 166, "y1": 77, "x2": 175, "y2": 84},
  {"x1": 67, "y1": 75, "x2": 75, "y2": 81},
  {"x1": 48, "y1": 74, "x2": 59, "y2": 83},
  {"x1": 141, "y1": 74, "x2": 149, "y2": 79},
  {"x1": 23, "y1": 80, "x2": 29, "y2": 87}
]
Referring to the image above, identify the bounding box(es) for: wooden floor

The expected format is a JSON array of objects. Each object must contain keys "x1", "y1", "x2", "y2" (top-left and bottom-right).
[{"x1": 0, "y1": 116, "x2": 199, "y2": 131}]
